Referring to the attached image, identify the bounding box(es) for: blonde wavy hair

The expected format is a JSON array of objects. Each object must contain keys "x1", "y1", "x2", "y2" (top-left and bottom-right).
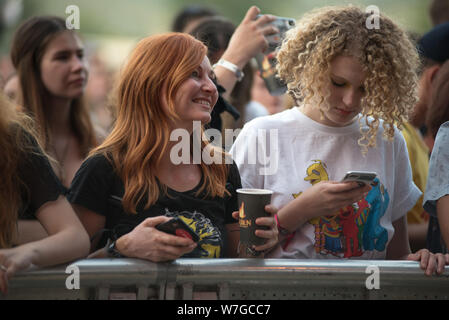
[
  {"x1": 277, "y1": 6, "x2": 419, "y2": 152},
  {"x1": 92, "y1": 33, "x2": 229, "y2": 214}
]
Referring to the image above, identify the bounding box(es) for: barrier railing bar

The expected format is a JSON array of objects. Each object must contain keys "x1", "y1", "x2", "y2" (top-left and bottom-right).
[{"x1": 4, "y1": 258, "x2": 449, "y2": 300}]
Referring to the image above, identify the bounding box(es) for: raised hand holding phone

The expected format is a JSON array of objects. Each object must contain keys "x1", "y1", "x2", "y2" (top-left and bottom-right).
[{"x1": 254, "y1": 14, "x2": 296, "y2": 95}]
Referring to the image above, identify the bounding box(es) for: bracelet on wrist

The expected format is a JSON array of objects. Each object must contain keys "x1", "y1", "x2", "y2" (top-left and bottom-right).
[
  {"x1": 213, "y1": 59, "x2": 244, "y2": 82},
  {"x1": 275, "y1": 213, "x2": 291, "y2": 235},
  {"x1": 107, "y1": 240, "x2": 124, "y2": 258}
]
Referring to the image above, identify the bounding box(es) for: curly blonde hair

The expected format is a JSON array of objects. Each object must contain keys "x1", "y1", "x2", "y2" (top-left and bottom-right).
[{"x1": 277, "y1": 6, "x2": 419, "y2": 152}]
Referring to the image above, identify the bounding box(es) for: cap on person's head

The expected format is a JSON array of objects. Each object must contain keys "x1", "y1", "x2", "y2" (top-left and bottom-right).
[{"x1": 418, "y1": 22, "x2": 449, "y2": 63}]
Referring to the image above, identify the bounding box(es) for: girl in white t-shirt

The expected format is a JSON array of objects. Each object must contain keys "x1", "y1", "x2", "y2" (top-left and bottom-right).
[{"x1": 231, "y1": 6, "x2": 447, "y2": 274}]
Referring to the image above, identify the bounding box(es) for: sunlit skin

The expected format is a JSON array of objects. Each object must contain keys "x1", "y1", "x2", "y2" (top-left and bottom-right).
[
  {"x1": 301, "y1": 55, "x2": 366, "y2": 127},
  {"x1": 168, "y1": 56, "x2": 219, "y2": 132},
  {"x1": 157, "y1": 56, "x2": 219, "y2": 192}
]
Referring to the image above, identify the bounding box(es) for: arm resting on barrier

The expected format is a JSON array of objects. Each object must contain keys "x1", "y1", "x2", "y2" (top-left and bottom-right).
[
  {"x1": 387, "y1": 215, "x2": 447, "y2": 275},
  {"x1": 73, "y1": 205, "x2": 197, "y2": 262},
  {"x1": 114, "y1": 217, "x2": 197, "y2": 262},
  {"x1": 0, "y1": 196, "x2": 90, "y2": 294},
  {"x1": 13, "y1": 220, "x2": 48, "y2": 246}
]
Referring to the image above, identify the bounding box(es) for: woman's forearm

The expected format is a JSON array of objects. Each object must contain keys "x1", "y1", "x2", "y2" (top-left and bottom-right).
[
  {"x1": 14, "y1": 220, "x2": 48, "y2": 246},
  {"x1": 20, "y1": 225, "x2": 89, "y2": 267},
  {"x1": 276, "y1": 198, "x2": 311, "y2": 233}
]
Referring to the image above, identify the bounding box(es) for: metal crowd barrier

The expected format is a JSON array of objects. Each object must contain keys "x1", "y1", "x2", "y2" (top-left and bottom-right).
[{"x1": 3, "y1": 258, "x2": 449, "y2": 300}]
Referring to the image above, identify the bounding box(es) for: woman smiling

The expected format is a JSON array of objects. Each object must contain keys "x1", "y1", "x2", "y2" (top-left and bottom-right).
[{"x1": 68, "y1": 33, "x2": 279, "y2": 261}]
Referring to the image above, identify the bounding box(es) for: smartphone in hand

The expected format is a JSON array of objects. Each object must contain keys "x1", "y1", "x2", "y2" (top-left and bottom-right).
[
  {"x1": 255, "y1": 15, "x2": 296, "y2": 96},
  {"x1": 341, "y1": 171, "x2": 377, "y2": 187},
  {"x1": 156, "y1": 217, "x2": 200, "y2": 242}
]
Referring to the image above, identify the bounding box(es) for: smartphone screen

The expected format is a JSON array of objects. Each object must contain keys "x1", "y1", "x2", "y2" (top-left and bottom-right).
[{"x1": 341, "y1": 171, "x2": 377, "y2": 186}]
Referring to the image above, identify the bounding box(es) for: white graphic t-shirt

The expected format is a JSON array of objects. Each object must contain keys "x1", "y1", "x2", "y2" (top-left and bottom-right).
[{"x1": 231, "y1": 107, "x2": 421, "y2": 259}]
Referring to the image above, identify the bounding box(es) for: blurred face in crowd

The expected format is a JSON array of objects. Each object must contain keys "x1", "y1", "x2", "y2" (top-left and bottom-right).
[
  {"x1": 169, "y1": 56, "x2": 218, "y2": 130},
  {"x1": 303, "y1": 55, "x2": 366, "y2": 127},
  {"x1": 251, "y1": 72, "x2": 285, "y2": 114},
  {"x1": 3, "y1": 74, "x2": 20, "y2": 103},
  {"x1": 40, "y1": 31, "x2": 88, "y2": 100},
  {"x1": 411, "y1": 65, "x2": 440, "y2": 128}
]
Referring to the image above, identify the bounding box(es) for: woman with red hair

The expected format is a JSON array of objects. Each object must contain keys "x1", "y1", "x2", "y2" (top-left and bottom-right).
[{"x1": 68, "y1": 33, "x2": 278, "y2": 261}]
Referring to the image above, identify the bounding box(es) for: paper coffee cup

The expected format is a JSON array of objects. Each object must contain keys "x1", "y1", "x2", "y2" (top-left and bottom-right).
[{"x1": 236, "y1": 188, "x2": 273, "y2": 249}]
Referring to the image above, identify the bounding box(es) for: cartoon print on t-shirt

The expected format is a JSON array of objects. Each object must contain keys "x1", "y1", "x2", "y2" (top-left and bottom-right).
[
  {"x1": 295, "y1": 160, "x2": 390, "y2": 258},
  {"x1": 292, "y1": 160, "x2": 330, "y2": 253},
  {"x1": 164, "y1": 209, "x2": 222, "y2": 258},
  {"x1": 338, "y1": 199, "x2": 369, "y2": 258},
  {"x1": 362, "y1": 179, "x2": 389, "y2": 251},
  {"x1": 321, "y1": 214, "x2": 342, "y2": 256}
]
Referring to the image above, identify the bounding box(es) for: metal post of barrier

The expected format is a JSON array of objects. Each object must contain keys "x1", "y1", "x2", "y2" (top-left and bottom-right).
[
  {"x1": 96, "y1": 285, "x2": 110, "y2": 300},
  {"x1": 218, "y1": 283, "x2": 230, "y2": 300},
  {"x1": 181, "y1": 283, "x2": 193, "y2": 300},
  {"x1": 158, "y1": 282, "x2": 166, "y2": 300},
  {"x1": 165, "y1": 282, "x2": 177, "y2": 300},
  {"x1": 136, "y1": 285, "x2": 149, "y2": 300}
]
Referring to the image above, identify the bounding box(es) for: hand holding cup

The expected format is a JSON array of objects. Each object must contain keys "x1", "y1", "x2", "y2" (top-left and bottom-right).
[{"x1": 235, "y1": 189, "x2": 278, "y2": 258}]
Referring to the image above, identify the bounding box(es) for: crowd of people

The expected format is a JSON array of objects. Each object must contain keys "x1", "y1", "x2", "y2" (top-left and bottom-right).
[{"x1": 0, "y1": 2, "x2": 449, "y2": 295}]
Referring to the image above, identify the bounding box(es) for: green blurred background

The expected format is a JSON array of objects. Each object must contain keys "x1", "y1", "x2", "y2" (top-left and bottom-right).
[{"x1": 0, "y1": 0, "x2": 435, "y2": 74}]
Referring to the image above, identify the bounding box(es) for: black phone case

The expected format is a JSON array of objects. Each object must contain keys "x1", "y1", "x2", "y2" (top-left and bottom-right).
[{"x1": 156, "y1": 217, "x2": 200, "y2": 242}]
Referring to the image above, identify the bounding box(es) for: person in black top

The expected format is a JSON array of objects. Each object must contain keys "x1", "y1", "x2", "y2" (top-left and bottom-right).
[
  {"x1": 0, "y1": 92, "x2": 89, "y2": 294},
  {"x1": 11, "y1": 16, "x2": 98, "y2": 189},
  {"x1": 8, "y1": 16, "x2": 100, "y2": 246},
  {"x1": 68, "y1": 33, "x2": 278, "y2": 261}
]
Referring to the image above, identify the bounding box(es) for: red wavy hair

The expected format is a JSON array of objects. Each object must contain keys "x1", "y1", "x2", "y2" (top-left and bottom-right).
[{"x1": 92, "y1": 33, "x2": 229, "y2": 213}]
